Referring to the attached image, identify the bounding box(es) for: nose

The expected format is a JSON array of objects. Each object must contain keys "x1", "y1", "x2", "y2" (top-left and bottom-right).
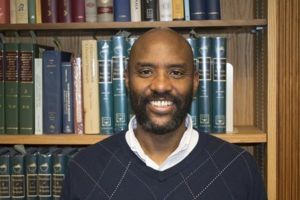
[{"x1": 149, "y1": 72, "x2": 173, "y2": 94}]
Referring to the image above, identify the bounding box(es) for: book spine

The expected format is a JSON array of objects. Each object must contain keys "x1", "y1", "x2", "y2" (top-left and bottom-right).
[
  {"x1": 113, "y1": 0, "x2": 130, "y2": 21},
  {"x1": 11, "y1": 154, "x2": 25, "y2": 199},
  {"x1": 58, "y1": 0, "x2": 73, "y2": 23},
  {"x1": 112, "y1": 36, "x2": 128, "y2": 133},
  {"x1": 189, "y1": 0, "x2": 206, "y2": 20},
  {"x1": 183, "y1": 0, "x2": 189, "y2": 21},
  {"x1": 98, "y1": 40, "x2": 114, "y2": 135},
  {"x1": 52, "y1": 154, "x2": 67, "y2": 200},
  {"x1": 16, "y1": 0, "x2": 29, "y2": 23},
  {"x1": 36, "y1": 0, "x2": 42, "y2": 23},
  {"x1": 61, "y1": 62, "x2": 74, "y2": 134},
  {"x1": 0, "y1": 0, "x2": 10, "y2": 24},
  {"x1": 37, "y1": 154, "x2": 52, "y2": 200},
  {"x1": 85, "y1": 0, "x2": 97, "y2": 22},
  {"x1": 226, "y1": 63, "x2": 233, "y2": 133},
  {"x1": 212, "y1": 37, "x2": 226, "y2": 133},
  {"x1": 41, "y1": 0, "x2": 58, "y2": 23},
  {"x1": 72, "y1": 57, "x2": 84, "y2": 134},
  {"x1": 28, "y1": 0, "x2": 37, "y2": 23},
  {"x1": 82, "y1": 40, "x2": 100, "y2": 134},
  {"x1": 0, "y1": 44, "x2": 5, "y2": 134},
  {"x1": 159, "y1": 0, "x2": 172, "y2": 21},
  {"x1": 10, "y1": 0, "x2": 17, "y2": 24},
  {"x1": 142, "y1": 0, "x2": 158, "y2": 21},
  {"x1": 0, "y1": 153, "x2": 11, "y2": 199},
  {"x1": 186, "y1": 38, "x2": 199, "y2": 128},
  {"x1": 96, "y1": 0, "x2": 113, "y2": 22},
  {"x1": 126, "y1": 38, "x2": 136, "y2": 120},
  {"x1": 4, "y1": 43, "x2": 19, "y2": 135},
  {"x1": 25, "y1": 152, "x2": 38, "y2": 199},
  {"x1": 35, "y1": 58, "x2": 43, "y2": 134},
  {"x1": 172, "y1": 0, "x2": 184, "y2": 20},
  {"x1": 130, "y1": 0, "x2": 141, "y2": 22},
  {"x1": 206, "y1": 0, "x2": 220, "y2": 20},
  {"x1": 72, "y1": 0, "x2": 85, "y2": 22},
  {"x1": 198, "y1": 36, "x2": 212, "y2": 133}
]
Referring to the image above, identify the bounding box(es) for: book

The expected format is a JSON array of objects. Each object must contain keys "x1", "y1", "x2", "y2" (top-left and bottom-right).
[
  {"x1": 206, "y1": 0, "x2": 220, "y2": 20},
  {"x1": 183, "y1": 0, "x2": 189, "y2": 20},
  {"x1": 126, "y1": 38, "x2": 136, "y2": 120},
  {"x1": 72, "y1": 0, "x2": 85, "y2": 22},
  {"x1": 36, "y1": 0, "x2": 42, "y2": 23},
  {"x1": 10, "y1": 0, "x2": 17, "y2": 24},
  {"x1": 0, "y1": 43, "x2": 4, "y2": 134},
  {"x1": 142, "y1": 0, "x2": 158, "y2": 21},
  {"x1": 0, "y1": 148, "x2": 11, "y2": 200},
  {"x1": 41, "y1": 0, "x2": 58, "y2": 23},
  {"x1": 28, "y1": 0, "x2": 37, "y2": 23},
  {"x1": 82, "y1": 40, "x2": 100, "y2": 134},
  {"x1": 85, "y1": 0, "x2": 97, "y2": 22},
  {"x1": 96, "y1": 0, "x2": 113, "y2": 22},
  {"x1": 61, "y1": 62, "x2": 74, "y2": 134},
  {"x1": 98, "y1": 40, "x2": 114, "y2": 135},
  {"x1": 58, "y1": 0, "x2": 73, "y2": 23},
  {"x1": 211, "y1": 37, "x2": 226, "y2": 133},
  {"x1": 19, "y1": 43, "x2": 54, "y2": 135},
  {"x1": 159, "y1": 0, "x2": 172, "y2": 21},
  {"x1": 111, "y1": 36, "x2": 128, "y2": 133},
  {"x1": 25, "y1": 147, "x2": 39, "y2": 200},
  {"x1": 34, "y1": 58, "x2": 43, "y2": 134},
  {"x1": 130, "y1": 0, "x2": 141, "y2": 22},
  {"x1": 113, "y1": 0, "x2": 130, "y2": 21},
  {"x1": 16, "y1": 0, "x2": 29, "y2": 23},
  {"x1": 42, "y1": 51, "x2": 72, "y2": 134},
  {"x1": 11, "y1": 150, "x2": 25, "y2": 199},
  {"x1": 198, "y1": 36, "x2": 212, "y2": 133},
  {"x1": 4, "y1": 43, "x2": 19, "y2": 135},
  {"x1": 0, "y1": 0, "x2": 10, "y2": 24},
  {"x1": 226, "y1": 63, "x2": 233, "y2": 133},
  {"x1": 72, "y1": 57, "x2": 84, "y2": 134},
  {"x1": 187, "y1": 38, "x2": 199, "y2": 128},
  {"x1": 172, "y1": 0, "x2": 184, "y2": 20},
  {"x1": 189, "y1": 0, "x2": 206, "y2": 20}
]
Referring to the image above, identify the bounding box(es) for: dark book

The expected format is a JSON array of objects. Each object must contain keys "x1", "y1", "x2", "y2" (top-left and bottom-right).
[
  {"x1": 11, "y1": 150, "x2": 25, "y2": 199},
  {"x1": 142, "y1": 0, "x2": 158, "y2": 21},
  {"x1": 0, "y1": 43, "x2": 4, "y2": 134},
  {"x1": 113, "y1": 0, "x2": 130, "y2": 21},
  {"x1": 189, "y1": 0, "x2": 206, "y2": 20},
  {"x1": 41, "y1": 0, "x2": 58, "y2": 23},
  {"x1": 0, "y1": 148, "x2": 11, "y2": 200},
  {"x1": 198, "y1": 36, "x2": 212, "y2": 133},
  {"x1": 28, "y1": 0, "x2": 37, "y2": 23},
  {"x1": 187, "y1": 38, "x2": 199, "y2": 128},
  {"x1": 211, "y1": 37, "x2": 226, "y2": 133},
  {"x1": 111, "y1": 36, "x2": 128, "y2": 133},
  {"x1": 19, "y1": 43, "x2": 54, "y2": 135},
  {"x1": 61, "y1": 62, "x2": 74, "y2": 134},
  {"x1": 66, "y1": 149, "x2": 79, "y2": 165},
  {"x1": 206, "y1": 0, "x2": 220, "y2": 20},
  {"x1": 98, "y1": 40, "x2": 114, "y2": 135},
  {"x1": 0, "y1": 0, "x2": 10, "y2": 24},
  {"x1": 25, "y1": 147, "x2": 39, "y2": 200},
  {"x1": 72, "y1": 0, "x2": 85, "y2": 22},
  {"x1": 42, "y1": 51, "x2": 72, "y2": 134},
  {"x1": 96, "y1": 0, "x2": 114, "y2": 22},
  {"x1": 4, "y1": 43, "x2": 19, "y2": 135},
  {"x1": 58, "y1": 0, "x2": 73, "y2": 23}
]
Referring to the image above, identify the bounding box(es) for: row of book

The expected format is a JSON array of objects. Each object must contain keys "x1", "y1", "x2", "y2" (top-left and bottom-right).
[
  {"x1": 0, "y1": 0, "x2": 221, "y2": 24},
  {"x1": 0, "y1": 145, "x2": 82, "y2": 199}
]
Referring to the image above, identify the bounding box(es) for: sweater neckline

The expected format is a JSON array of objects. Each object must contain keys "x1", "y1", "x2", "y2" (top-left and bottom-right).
[{"x1": 118, "y1": 129, "x2": 207, "y2": 182}]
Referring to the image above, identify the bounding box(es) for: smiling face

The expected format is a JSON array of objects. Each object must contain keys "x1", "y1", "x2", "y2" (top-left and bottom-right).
[{"x1": 126, "y1": 28, "x2": 198, "y2": 135}]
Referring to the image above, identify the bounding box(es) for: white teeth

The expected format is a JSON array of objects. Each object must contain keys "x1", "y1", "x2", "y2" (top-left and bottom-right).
[{"x1": 150, "y1": 101, "x2": 173, "y2": 107}]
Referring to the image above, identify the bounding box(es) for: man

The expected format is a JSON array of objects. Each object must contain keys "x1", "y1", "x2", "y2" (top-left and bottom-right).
[{"x1": 61, "y1": 28, "x2": 267, "y2": 199}]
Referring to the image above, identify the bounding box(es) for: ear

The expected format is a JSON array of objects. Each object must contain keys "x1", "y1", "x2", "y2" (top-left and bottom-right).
[
  {"x1": 193, "y1": 70, "x2": 199, "y2": 95},
  {"x1": 125, "y1": 68, "x2": 130, "y2": 92}
]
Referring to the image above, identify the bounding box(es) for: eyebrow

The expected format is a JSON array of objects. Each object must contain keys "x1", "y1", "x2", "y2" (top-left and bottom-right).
[{"x1": 135, "y1": 62, "x2": 187, "y2": 69}]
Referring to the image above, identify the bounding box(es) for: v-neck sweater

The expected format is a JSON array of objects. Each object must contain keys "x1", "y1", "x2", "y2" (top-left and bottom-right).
[{"x1": 61, "y1": 130, "x2": 267, "y2": 200}]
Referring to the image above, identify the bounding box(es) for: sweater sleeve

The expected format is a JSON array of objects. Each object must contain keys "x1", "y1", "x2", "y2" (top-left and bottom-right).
[{"x1": 251, "y1": 166, "x2": 268, "y2": 200}]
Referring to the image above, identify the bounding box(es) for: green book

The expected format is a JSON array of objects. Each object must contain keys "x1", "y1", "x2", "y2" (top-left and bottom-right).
[
  {"x1": 25, "y1": 147, "x2": 38, "y2": 200},
  {"x1": 111, "y1": 36, "x2": 128, "y2": 133},
  {"x1": 11, "y1": 150, "x2": 25, "y2": 199},
  {"x1": 0, "y1": 43, "x2": 5, "y2": 134},
  {"x1": 0, "y1": 148, "x2": 11, "y2": 200},
  {"x1": 186, "y1": 38, "x2": 199, "y2": 128},
  {"x1": 4, "y1": 43, "x2": 19, "y2": 134},
  {"x1": 198, "y1": 36, "x2": 212, "y2": 133},
  {"x1": 211, "y1": 37, "x2": 227, "y2": 133},
  {"x1": 98, "y1": 40, "x2": 114, "y2": 135},
  {"x1": 19, "y1": 43, "x2": 54, "y2": 135},
  {"x1": 28, "y1": 0, "x2": 37, "y2": 23}
]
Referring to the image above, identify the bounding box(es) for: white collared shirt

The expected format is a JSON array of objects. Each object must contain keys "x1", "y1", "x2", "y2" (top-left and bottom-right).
[{"x1": 125, "y1": 114, "x2": 199, "y2": 171}]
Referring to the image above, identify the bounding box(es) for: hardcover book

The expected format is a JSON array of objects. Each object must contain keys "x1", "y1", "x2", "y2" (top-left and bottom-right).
[
  {"x1": 98, "y1": 40, "x2": 114, "y2": 135},
  {"x1": 85, "y1": 0, "x2": 97, "y2": 22},
  {"x1": 159, "y1": 0, "x2": 172, "y2": 21},
  {"x1": 0, "y1": 43, "x2": 4, "y2": 134},
  {"x1": 41, "y1": 0, "x2": 58, "y2": 23},
  {"x1": 10, "y1": 0, "x2": 16, "y2": 24},
  {"x1": 0, "y1": 148, "x2": 11, "y2": 200},
  {"x1": 184, "y1": 0, "x2": 189, "y2": 20},
  {"x1": 142, "y1": 0, "x2": 158, "y2": 21},
  {"x1": 130, "y1": 0, "x2": 141, "y2": 21},
  {"x1": 11, "y1": 151, "x2": 25, "y2": 199},
  {"x1": 226, "y1": 63, "x2": 233, "y2": 133},
  {"x1": 36, "y1": 0, "x2": 42, "y2": 23},
  {"x1": 25, "y1": 147, "x2": 39, "y2": 200},
  {"x1": 96, "y1": 0, "x2": 113, "y2": 22},
  {"x1": 42, "y1": 51, "x2": 72, "y2": 134},
  {"x1": 4, "y1": 43, "x2": 19, "y2": 135},
  {"x1": 34, "y1": 58, "x2": 43, "y2": 134},
  {"x1": 172, "y1": 0, "x2": 184, "y2": 20},
  {"x1": 211, "y1": 37, "x2": 226, "y2": 133},
  {"x1": 189, "y1": 0, "x2": 206, "y2": 20},
  {"x1": 206, "y1": 0, "x2": 220, "y2": 20},
  {"x1": 0, "y1": 0, "x2": 10, "y2": 24},
  {"x1": 58, "y1": 0, "x2": 73, "y2": 23},
  {"x1": 16, "y1": 0, "x2": 29, "y2": 23},
  {"x1": 126, "y1": 38, "x2": 136, "y2": 120},
  {"x1": 113, "y1": 0, "x2": 130, "y2": 21},
  {"x1": 72, "y1": 0, "x2": 85, "y2": 22},
  {"x1": 28, "y1": 0, "x2": 37, "y2": 23},
  {"x1": 82, "y1": 40, "x2": 100, "y2": 134}
]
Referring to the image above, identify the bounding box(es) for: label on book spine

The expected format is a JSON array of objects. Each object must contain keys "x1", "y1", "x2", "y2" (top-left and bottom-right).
[
  {"x1": 0, "y1": 45, "x2": 4, "y2": 134},
  {"x1": 96, "y1": 0, "x2": 114, "y2": 21},
  {"x1": 27, "y1": 174, "x2": 37, "y2": 197},
  {"x1": 0, "y1": 175, "x2": 10, "y2": 198}
]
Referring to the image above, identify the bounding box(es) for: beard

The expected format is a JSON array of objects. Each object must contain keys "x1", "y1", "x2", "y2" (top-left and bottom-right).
[{"x1": 129, "y1": 87, "x2": 194, "y2": 135}]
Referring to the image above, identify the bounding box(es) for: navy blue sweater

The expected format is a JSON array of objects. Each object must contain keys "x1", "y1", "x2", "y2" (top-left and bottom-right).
[{"x1": 61, "y1": 130, "x2": 267, "y2": 200}]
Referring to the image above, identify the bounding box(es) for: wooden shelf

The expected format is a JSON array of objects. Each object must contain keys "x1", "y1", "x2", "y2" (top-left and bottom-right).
[
  {"x1": 0, "y1": 19, "x2": 267, "y2": 31},
  {"x1": 0, "y1": 125, "x2": 266, "y2": 145}
]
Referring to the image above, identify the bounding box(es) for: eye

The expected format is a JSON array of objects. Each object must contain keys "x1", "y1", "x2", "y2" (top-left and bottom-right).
[
  {"x1": 170, "y1": 70, "x2": 184, "y2": 78},
  {"x1": 139, "y1": 69, "x2": 153, "y2": 77}
]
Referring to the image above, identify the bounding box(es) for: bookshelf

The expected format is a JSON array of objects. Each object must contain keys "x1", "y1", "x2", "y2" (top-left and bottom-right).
[{"x1": 0, "y1": 0, "x2": 277, "y2": 199}]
